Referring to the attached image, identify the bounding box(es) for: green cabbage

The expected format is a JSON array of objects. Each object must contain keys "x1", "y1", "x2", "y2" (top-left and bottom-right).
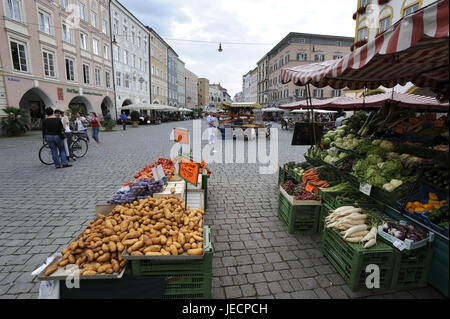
[
  {"x1": 367, "y1": 155, "x2": 383, "y2": 165},
  {"x1": 380, "y1": 140, "x2": 395, "y2": 151}
]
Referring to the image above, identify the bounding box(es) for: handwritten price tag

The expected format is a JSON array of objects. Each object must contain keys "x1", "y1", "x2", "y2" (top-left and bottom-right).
[
  {"x1": 393, "y1": 240, "x2": 406, "y2": 251},
  {"x1": 151, "y1": 165, "x2": 165, "y2": 181},
  {"x1": 359, "y1": 182, "x2": 372, "y2": 196},
  {"x1": 179, "y1": 158, "x2": 200, "y2": 186}
]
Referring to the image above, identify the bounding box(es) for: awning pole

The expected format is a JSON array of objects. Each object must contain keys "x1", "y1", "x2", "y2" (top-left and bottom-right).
[{"x1": 306, "y1": 84, "x2": 317, "y2": 147}]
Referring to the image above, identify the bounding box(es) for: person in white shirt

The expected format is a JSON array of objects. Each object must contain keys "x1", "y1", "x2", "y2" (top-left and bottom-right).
[
  {"x1": 56, "y1": 110, "x2": 76, "y2": 161},
  {"x1": 75, "y1": 112, "x2": 90, "y2": 143},
  {"x1": 335, "y1": 112, "x2": 346, "y2": 128},
  {"x1": 206, "y1": 112, "x2": 217, "y2": 152}
]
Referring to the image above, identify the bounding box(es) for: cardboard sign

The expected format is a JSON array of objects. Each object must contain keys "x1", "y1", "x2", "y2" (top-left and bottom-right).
[
  {"x1": 173, "y1": 128, "x2": 189, "y2": 144},
  {"x1": 359, "y1": 182, "x2": 372, "y2": 196},
  {"x1": 151, "y1": 165, "x2": 165, "y2": 181},
  {"x1": 179, "y1": 158, "x2": 200, "y2": 186},
  {"x1": 434, "y1": 120, "x2": 445, "y2": 127}
]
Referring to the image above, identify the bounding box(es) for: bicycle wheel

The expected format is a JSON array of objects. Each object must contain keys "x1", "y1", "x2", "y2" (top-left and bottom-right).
[
  {"x1": 71, "y1": 138, "x2": 88, "y2": 158},
  {"x1": 39, "y1": 144, "x2": 54, "y2": 165}
]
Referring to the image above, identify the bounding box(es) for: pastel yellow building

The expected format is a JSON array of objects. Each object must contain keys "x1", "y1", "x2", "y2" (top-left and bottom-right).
[{"x1": 148, "y1": 27, "x2": 168, "y2": 105}]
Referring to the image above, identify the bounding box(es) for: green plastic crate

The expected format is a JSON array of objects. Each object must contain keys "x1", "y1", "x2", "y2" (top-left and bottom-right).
[
  {"x1": 319, "y1": 203, "x2": 335, "y2": 236},
  {"x1": 390, "y1": 245, "x2": 434, "y2": 289},
  {"x1": 278, "y1": 167, "x2": 286, "y2": 186},
  {"x1": 202, "y1": 172, "x2": 208, "y2": 209},
  {"x1": 322, "y1": 228, "x2": 396, "y2": 291},
  {"x1": 129, "y1": 226, "x2": 213, "y2": 299},
  {"x1": 278, "y1": 190, "x2": 320, "y2": 234}
]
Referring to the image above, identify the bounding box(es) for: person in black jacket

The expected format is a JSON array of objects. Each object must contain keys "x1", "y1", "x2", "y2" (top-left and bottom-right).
[{"x1": 42, "y1": 107, "x2": 72, "y2": 169}]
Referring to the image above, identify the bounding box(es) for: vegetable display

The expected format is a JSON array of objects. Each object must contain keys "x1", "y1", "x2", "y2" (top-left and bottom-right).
[
  {"x1": 302, "y1": 168, "x2": 330, "y2": 188},
  {"x1": 44, "y1": 195, "x2": 205, "y2": 276},
  {"x1": 423, "y1": 168, "x2": 449, "y2": 191},
  {"x1": 109, "y1": 177, "x2": 167, "y2": 204},
  {"x1": 428, "y1": 203, "x2": 449, "y2": 228},
  {"x1": 199, "y1": 161, "x2": 212, "y2": 177},
  {"x1": 325, "y1": 206, "x2": 378, "y2": 248},
  {"x1": 381, "y1": 221, "x2": 428, "y2": 242},
  {"x1": 281, "y1": 181, "x2": 321, "y2": 201},
  {"x1": 125, "y1": 158, "x2": 176, "y2": 186},
  {"x1": 405, "y1": 192, "x2": 447, "y2": 213}
]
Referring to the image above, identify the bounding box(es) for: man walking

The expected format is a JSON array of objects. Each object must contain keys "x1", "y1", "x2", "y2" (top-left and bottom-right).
[
  {"x1": 206, "y1": 112, "x2": 217, "y2": 153},
  {"x1": 121, "y1": 111, "x2": 127, "y2": 130}
]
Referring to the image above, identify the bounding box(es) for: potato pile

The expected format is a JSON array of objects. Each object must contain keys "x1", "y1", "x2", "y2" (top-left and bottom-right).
[{"x1": 44, "y1": 196, "x2": 204, "y2": 277}]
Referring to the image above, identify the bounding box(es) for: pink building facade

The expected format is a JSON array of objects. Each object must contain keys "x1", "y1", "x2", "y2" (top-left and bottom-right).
[
  {"x1": 185, "y1": 68, "x2": 198, "y2": 109},
  {"x1": 0, "y1": 0, "x2": 115, "y2": 129}
]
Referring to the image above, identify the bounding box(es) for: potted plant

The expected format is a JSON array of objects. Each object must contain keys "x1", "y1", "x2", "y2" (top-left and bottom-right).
[
  {"x1": 102, "y1": 117, "x2": 116, "y2": 131},
  {"x1": 0, "y1": 107, "x2": 30, "y2": 136},
  {"x1": 130, "y1": 111, "x2": 140, "y2": 128}
]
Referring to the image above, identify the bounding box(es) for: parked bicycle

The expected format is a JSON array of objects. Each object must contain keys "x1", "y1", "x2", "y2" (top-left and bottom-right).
[{"x1": 39, "y1": 131, "x2": 89, "y2": 165}]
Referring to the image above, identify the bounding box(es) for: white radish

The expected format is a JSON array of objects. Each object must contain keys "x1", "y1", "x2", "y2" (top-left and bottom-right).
[
  {"x1": 345, "y1": 236, "x2": 364, "y2": 242},
  {"x1": 347, "y1": 230, "x2": 369, "y2": 238},
  {"x1": 361, "y1": 227, "x2": 377, "y2": 242},
  {"x1": 332, "y1": 206, "x2": 356, "y2": 214},
  {"x1": 344, "y1": 224, "x2": 368, "y2": 238},
  {"x1": 345, "y1": 213, "x2": 367, "y2": 220},
  {"x1": 338, "y1": 218, "x2": 366, "y2": 226},
  {"x1": 363, "y1": 238, "x2": 376, "y2": 248}
]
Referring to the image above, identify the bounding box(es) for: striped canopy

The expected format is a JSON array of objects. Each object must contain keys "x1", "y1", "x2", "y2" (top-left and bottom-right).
[
  {"x1": 280, "y1": 92, "x2": 449, "y2": 111},
  {"x1": 222, "y1": 102, "x2": 262, "y2": 108},
  {"x1": 281, "y1": 0, "x2": 449, "y2": 99}
]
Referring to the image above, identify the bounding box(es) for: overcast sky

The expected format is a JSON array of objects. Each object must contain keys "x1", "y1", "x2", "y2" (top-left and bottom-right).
[{"x1": 122, "y1": 0, "x2": 356, "y2": 97}]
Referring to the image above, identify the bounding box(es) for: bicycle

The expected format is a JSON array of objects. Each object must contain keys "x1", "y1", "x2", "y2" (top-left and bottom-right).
[{"x1": 39, "y1": 132, "x2": 89, "y2": 165}]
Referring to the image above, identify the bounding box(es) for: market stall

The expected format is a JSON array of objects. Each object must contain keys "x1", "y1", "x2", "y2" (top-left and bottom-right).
[
  {"x1": 262, "y1": 107, "x2": 285, "y2": 122},
  {"x1": 34, "y1": 157, "x2": 213, "y2": 299},
  {"x1": 278, "y1": 0, "x2": 449, "y2": 296}
]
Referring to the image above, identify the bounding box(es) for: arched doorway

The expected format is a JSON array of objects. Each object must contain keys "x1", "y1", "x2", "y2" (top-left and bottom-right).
[
  {"x1": 19, "y1": 87, "x2": 54, "y2": 130},
  {"x1": 101, "y1": 96, "x2": 115, "y2": 119},
  {"x1": 121, "y1": 99, "x2": 133, "y2": 115},
  {"x1": 69, "y1": 96, "x2": 94, "y2": 118}
]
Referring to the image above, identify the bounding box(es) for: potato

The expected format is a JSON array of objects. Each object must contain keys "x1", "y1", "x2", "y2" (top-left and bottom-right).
[
  {"x1": 144, "y1": 245, "x2": 161, "y2": 253},
  {"x1": 85, "y1": 249, "x2": 94, "y2": 262},
  {"x1": 102, "y1": 228, "x2": 115, "y2": 236},
  {"x1": 192, "y1": 235, "x2": 203, "y2": 242},
  {"x1": 120, "y1": 220, "x2": 129, "y2": 232},
  {"x1": 151, "y1": 237, "x2": 161, "y2": 245},
  {"x1": 153, "y1": 222, "x2": 165, "y2": 230},
  {"x1": 125, "y1": 231, "x2": 140, "y2": 240},
  {"x1": 130, "y1": 251, "x2": 143, "y2": 256},
  {"x1": 97, "y1": 264, "x2": 112, "y2": 274},
  {"x1": 161, "y1": 228, "x2": 167, "y2": 235},
  {"x1": 94, "y1": 252, "x2": 99, "y2": 259},
  {"x1": 128, "y1": 240, "x2": 144, "y2": 253},
  {"x1": 78, "y1": 238, "x2": 85, "y2": 249},
  {"x1": 97, "y1": 252, "x2": 111, "y2": 262},
  {"x1": 183, "y1": 243, "x2": 191, "y2": 250},
  {"x1": 94, "y1": 240, "x2": 103, "y2": 248},
  {"x1": 122, "y1": 238, "x2": 139, "y2": 246},
  {"x1": 169, "y1": 245, "x2": 178, "y2": 255},
  {"x1": 145, "y1": 252, "x2": 162, "y2": 256},
  {"x1": 45, "y1": 265, "x2": 58, "y2": 276},
  {"x1": 113, "y1": 225, "x2": 121, "y2": 232},
  {"x1": 120, "y1": 260, "x2": 127, "y2": 267},
  {"x1": 189, "y1": 238, "x2": 195, "y2": 244},
  {"x1": 177, "y1": 232, "x2": 186, "y2": 246},
  {"x1": 191, "y1": 243, "x2": 198, "y2": 249},
  {"x1": 102, "y1": 243, "x2": 109, "y2": 252},
  {"x1": 160, "y1": 249, "x2": 170, "y2": 256},
  {"x1": 76, "y1": 256, "x2": 87, "y2": 266},
  {"x1": 109, "y1": 235, "x2": 120, "y2": 243},
  {"x1": 69, "y1": 242, "x2": 78, "y2": 251},
  {"x1": 106, "y1": 268, "x2": 113, "y2": 274},
  {"x1": 68, "y1": 255, "x2": 76, "y2": 264},
  {"x1": 111, "y1": 259, "x2": 120, "y2": 273},
  {"x1": 187, "y1": 248, "x2": 203, "y2": 256},
  {"x1": 62, "y1": 247, "x2": 70, "y2": 255},
  {"x1": 173, "y1": 242, "x2": 181, "y2": 249},
  {"x1": 116, "y1": 242, "x2": 125, "y2": 252},
  {"x1": 160, "y1": 235, "x2": 167, "y2": 245},
  {"x1": 59, "y1": 259, "x2": 69, "y2": 267},
  {"x1": 82, "y1": 270, "x2": 97, "y2": 276},
  {"x1": 109, "y1": 241, "x2": 117, "y2": 252}
]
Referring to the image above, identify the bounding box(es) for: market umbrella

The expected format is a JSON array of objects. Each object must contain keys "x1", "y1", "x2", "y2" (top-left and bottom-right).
[
  {"x1": 159, "y1": 105, "x2": 180, "y2": 112},
  {"x1": 223, "y1": 102, "x2": 262, "y2": 108},
  {"x1": 280, "y1": 0, "x2": 449, "y2": 100},
  {"x1": 261, "y1": 107, "x2": 285, "y2": 112},
  {"x1": 121, "y1": 103, "x2": 166, "y2": 111},
  {"x1": 279, "y1": 98, "x2": 340, "y2": 109},
  {"x1": 291, "y1": 109, "x2": 337, "y2": 113}
]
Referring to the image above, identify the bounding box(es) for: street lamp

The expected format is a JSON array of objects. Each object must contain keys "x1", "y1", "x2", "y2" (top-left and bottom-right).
[{"x1": 218, "y1": 43, "x2": 223, "y2": 52}]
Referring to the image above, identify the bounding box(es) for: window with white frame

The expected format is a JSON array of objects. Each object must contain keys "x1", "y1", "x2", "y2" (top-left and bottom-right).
[
  {"x1": 91, "y1": 11, "x2": 97, "y2": 28},
  {"x1": 333, "y1": 54, "x2": 343, "y2": 60},
  {"x1": 295, "y1": 88, "x2": 305, "y2": 98},
  {"x1": 38, "y1": 11, "x2": 52, "y2": 35},
  {"x1": 83, "y1": 63, "x2": 90, "y2": 84},
  {"x1": 102, "y1": 19, "x2": 108, "y2": 34},
  {"x1": 62, "y1": 23, "x2": 73, "y2": 44},
  {"x1": 116, "y1": 71, "x2": 121, "y2": 86},
  {"x1": 114, "y1": 46, "x2": 119, "y2": 61},
  {"x1": 93, "y1": 38, "x2": 99, "y2": 55},
  {"x1": 379, "y1": 16, "x2": 391, "y2": 33},
  {"x1": 80, "y1": 32, "x2": 89, "y2": 50},
  {"x1": 10, "y1": 40, "x2": 28, "y2": 72},
  {"x1": 105, "y1": 71, "x2": 111, "y2": 88},
  {"x1": 298, "y1": 38, "x2": 305, "y2": 43},
  {"x1": 314, "y1": 53, "x2": 325, "y2": 62},
  {"x1": 113, "y1": 18, "x2": 119, "y2": 34},
  {"x1": 123, "y1": 25, "x2": 128, "y2": 40},
  {"x1": 60, "y1": 0, "x2": 68, "y2": 11},
  {"x1": 313, "y1": 88, "x2": 323, "y2": 98},
  {"x1": 358, "y1": 27, "x2": 368, "y2": 41},
  {"x1": 124, "y1": 50, "x2": 129, "y2": 64},
  {"x1": 144, "y1": 39, "x2": 148, "y2": 52},
  {"x1": 79, "y1": 2, "x2": 87, "y2": 21},
  {"x1": 65, "y1": 57, "x2": 75, "y2": 81},
  {"x1": 95, "y1": 67, "x2": 101, "y2": 86},
  {"x1": 297, "y1": 52, "x2": 307, "y2": 61},
  {"x1": 104, "y1": 45, "x2": 109, "y2": 60},
  {"x1": 132, "y1": 54, "x2": 136, "y2": 68},
  {"x1": 42, "y1": 50, "x2": 56, "y2": 77},
  {"x1": 4, "y1": 0, "x2": 23, "y2": 22},
  {"x1": 124, "y1": 73, "x2": 130, "y2": 88},
  {"x1": 137, "y1": 34, "x2": 141, "y2": 47},
  {"x1": 131, "y1": 29, "x2": 135, "y2": 45},
  {"x1": 139, "y1": 58, "x2": 142, "y2": 71},
  {"x1": 332, "y1": 89, "x2": 341, "y2": 97},
  {"x1": 404, "y1": 4, "x2": 419, "y2": 16}
]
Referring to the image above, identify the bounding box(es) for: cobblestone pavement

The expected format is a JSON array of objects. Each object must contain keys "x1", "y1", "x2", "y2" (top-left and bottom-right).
[{"x1": 0, "y1": 120, "x2": 444, "y2": 299}]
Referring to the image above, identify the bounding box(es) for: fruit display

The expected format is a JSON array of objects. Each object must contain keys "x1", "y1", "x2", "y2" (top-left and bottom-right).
[
  {"x1": 405, "y1": 192, "x2": 447, "y2": 213},
  {"x1": 108, "y1": 177, "x2": 167, "y2": 204},
  {"x1": 124, "y1": 158, "x2": 176, "y2": 186},
  {"x1": 281, "y1": 181, "x2": 321, "y2": 201},
  {"x1": 44, "y1": 196, "x2": 205, "y2": 277}
]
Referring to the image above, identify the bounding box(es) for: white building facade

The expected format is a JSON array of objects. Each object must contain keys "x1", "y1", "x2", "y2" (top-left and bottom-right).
[
  {"x1": 177, "y1": 58, "x2": 185, "y2": 108},
  {"x1": 242, "y1": 71, "x2": 251, "y2": 102},
  {"x1": 110, "y1": 0, "x2": 150, "y2": 113},
  {"x1": 250, "y1": 67, "x2": 258, "y2": 103}
]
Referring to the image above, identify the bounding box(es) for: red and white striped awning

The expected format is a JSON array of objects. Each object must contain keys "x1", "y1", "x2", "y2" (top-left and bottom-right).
[
  {"x1": 279, "y1": 92, "x2": 449, "y2": 111},
  {"x1": 281, "y1": 0, "x2": 449, "y2": 99}
]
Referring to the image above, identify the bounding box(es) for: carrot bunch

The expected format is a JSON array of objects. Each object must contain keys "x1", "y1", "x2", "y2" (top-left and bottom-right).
[{"x1": 301, "y1": 168, "x2": 330, "y2": 188}]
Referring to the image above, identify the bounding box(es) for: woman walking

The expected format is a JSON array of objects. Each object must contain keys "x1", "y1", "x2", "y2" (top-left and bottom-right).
[
  {"x1": 75, "y1": 112, "x2": 90, "y2": 143},
  {"x1": 90, "y1": 112, "x2": 103, "y2": 147},
  {"x1": 42, "y1": 107, "x2": 72, "y2": 169}
]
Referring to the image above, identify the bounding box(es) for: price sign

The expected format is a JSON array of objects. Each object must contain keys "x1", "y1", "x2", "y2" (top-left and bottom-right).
[
  {"x1": 284, "y1": 165, "x2": 288, "y2": 171},
  {"x1": 359, "y1": 182, "x2": 372, "y2": 196},
  {"x1": 434, "y1": 120, "x2": 444, "y2": 128},
  {"x1": 173, "y1": 128, "x2": 189, "y2": 144},
  {"x1": 409, "y1": 118, "x2": 419, "y2": 124},
  {"x1": 426, "y1": 113, "x2": 436, "y2": 120},
  {"x1": 151, "y1": 165, "x2": 165, "y2": 181},
  {"x1": 179, "y1": 157, "x2": 200, "y2": 186},
  {"x1": 394, "y1": 127, "x2": 404, "y2": 134},
  {"x1": 393, "y1": 240, "x2": 406, "y2": 251}
]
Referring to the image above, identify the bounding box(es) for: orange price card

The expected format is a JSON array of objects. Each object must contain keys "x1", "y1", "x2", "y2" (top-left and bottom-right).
[
  {"x1": 426, "y1": 113, "x2": 437, "y2": 120},
  {"x1": 179, "y1": 158, "x2": 200, "y2": 186},
  {"x1": 409, "y1": 118, "x2": 419, "y2": 124},
  {"x1": 434, "y1": 120, "x2": 445, "y2": 128},
  {"x1": 173, "y1": 128, "x2": 189, "y2": 144}
]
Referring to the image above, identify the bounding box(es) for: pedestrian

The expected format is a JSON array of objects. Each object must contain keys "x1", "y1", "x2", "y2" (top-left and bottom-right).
[
  {"x1": 206, "y1": 112, "x2": 217, "y2": 152},
  {"x1": 42, "y1": 107, "x2": 72, "y2": 169},
  {"x1": 335, "y1": 112, "x2": 346, "y2": 128},
  {"x1": 105, "y1": 110, "x2": 112, "y2": 119},
  {"x1": 75, "y1": 112, "x2": 90, "y2": 143},
  {"x1": 121, "y1": 111, "x2": 127, "y2": 130},
  {"x1": 55, "y1": 109, "x2": 76, "y2": 161},
  {"x1": 90, "y1": 112, "x2": 102, "y2": 147}
]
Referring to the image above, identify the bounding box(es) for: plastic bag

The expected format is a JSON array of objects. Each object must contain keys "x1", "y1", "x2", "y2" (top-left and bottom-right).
[{"x1": 31, "y1": 253, "x2": 61, "y2": 299}]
